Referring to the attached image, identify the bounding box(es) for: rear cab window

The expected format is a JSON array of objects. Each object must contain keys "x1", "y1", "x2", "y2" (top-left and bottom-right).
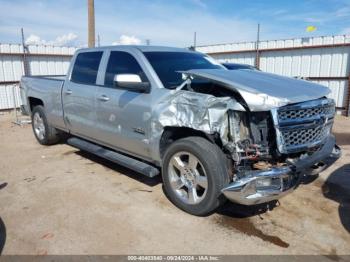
[{"x1": 71, "y1": 51, "x2": 103, "y2": 85}]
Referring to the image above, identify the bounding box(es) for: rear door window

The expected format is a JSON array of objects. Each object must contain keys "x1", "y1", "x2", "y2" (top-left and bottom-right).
[{"x1": 71, "y1": 51, "x2": 103, "y2": 85}]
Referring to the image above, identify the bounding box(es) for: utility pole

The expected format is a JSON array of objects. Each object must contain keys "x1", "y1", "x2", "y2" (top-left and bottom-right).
[
  {"x1": 146, "y1": 39, "x2": 150, "y2": 46},
  {"x1": 21, "y1": 28, "x2": 30, "y2": 76},
  {"x1": 255, "y1": 23, "x2": 260, "y2": 69},
  {"x1": 97, "y1": 34, "x2": 101, "y2": 47},
  {"x1": 88, "y1": 0, "x2": 95, "y2": 48}
]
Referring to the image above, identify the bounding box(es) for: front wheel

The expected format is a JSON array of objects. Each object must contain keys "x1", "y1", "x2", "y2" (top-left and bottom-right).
[
  {"x1": 31, "y1": 105, "x2": 61, "y2": 145},
  {"x1": 162, "y1": 137, "x2": 230, "y2": 216}
]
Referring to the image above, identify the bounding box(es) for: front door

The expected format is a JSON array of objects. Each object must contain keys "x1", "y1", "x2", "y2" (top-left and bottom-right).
[{"x1": 95, "y1": 51, "x2": 153, "y2": 159}]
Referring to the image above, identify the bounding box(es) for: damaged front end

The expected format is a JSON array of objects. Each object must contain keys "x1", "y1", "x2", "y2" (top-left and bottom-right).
[
  {"x1": 222, "y1": 98, "x2": 341, "y2": 205},
  {"x1": 152, "y1": 70, "x2": 341, "y2": 206}
]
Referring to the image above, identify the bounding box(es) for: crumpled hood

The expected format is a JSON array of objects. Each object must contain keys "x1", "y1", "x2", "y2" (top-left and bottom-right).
[{"x1": 182, "y1": 69, "x2": 331, "y2": 111}]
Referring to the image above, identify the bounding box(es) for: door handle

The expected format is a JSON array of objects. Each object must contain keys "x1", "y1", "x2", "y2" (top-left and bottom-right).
[
  {"x1": 65, "y1": 89, "x2": 73, "y2": 95},
  {"x1": 98, "y1": 95, "x2": 110, "y2": 102}
]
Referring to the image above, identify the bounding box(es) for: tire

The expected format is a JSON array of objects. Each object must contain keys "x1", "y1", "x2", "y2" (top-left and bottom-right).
[
  {"x1": 162, "y1": 137, "x2": 230, "y2": 216},
  {"x1": 31, "y1": 105, "x2": 61, "y2": 145}
]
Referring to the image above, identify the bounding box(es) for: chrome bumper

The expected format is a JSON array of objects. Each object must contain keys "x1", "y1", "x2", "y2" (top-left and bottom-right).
[{"x1": 222, "y1": 135, "x2": 341, "y2": 205}]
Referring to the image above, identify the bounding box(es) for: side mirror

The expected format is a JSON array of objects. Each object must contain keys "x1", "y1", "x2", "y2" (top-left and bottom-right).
[{"x1": 114, "y1": 74, "x2": 150, "y2": 93}]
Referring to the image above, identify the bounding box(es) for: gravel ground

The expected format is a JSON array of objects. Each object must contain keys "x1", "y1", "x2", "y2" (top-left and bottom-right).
[{"x1": 0, "y1": 112, "x2": 349, "y2": 255}]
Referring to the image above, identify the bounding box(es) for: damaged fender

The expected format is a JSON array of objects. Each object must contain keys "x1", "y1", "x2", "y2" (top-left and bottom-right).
[{"x1": 149, "y1": 90, "x2": 245, "y2": 162}]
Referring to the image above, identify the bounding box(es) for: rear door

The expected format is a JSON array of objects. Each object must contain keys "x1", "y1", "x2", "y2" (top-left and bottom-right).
[
  {"x1": 95, "y1": 50, "x2": 153, "y2": 159},
  {"x1": 63, "y1": 51, "x2": 103, "y2": 139}
]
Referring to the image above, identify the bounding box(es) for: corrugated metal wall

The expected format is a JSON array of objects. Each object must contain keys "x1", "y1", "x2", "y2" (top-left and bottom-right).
[
  {"x1": 197, "y1": 35, "x2": 350, "y2": 115},
  {"x1": 1, "y1": 37, "x2": 349, "y2": 115},
  {"x1": 0, "y1": 43, "x2": 77, "y2": 110}
]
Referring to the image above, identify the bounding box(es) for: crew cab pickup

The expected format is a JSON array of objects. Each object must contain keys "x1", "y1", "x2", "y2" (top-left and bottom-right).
[{"x1": 20, "y1": 46, "x2": 341, "y2": 215}]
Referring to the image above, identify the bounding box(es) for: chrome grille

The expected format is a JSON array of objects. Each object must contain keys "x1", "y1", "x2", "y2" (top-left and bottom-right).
[
  {"x1": 282, "y1": 124, "x2": 332, "y2": 147},
  {"x1": 278, "y1": 104, "x2": 335, "y2": 122},
  {"x1": 273, "y1": 98, "x2": 335, "y2": 153}
]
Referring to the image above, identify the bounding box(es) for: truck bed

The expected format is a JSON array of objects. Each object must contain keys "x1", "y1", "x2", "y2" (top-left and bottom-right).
[
  {"x1": 20, "y1": 75, "x2": 67, "y2": 129},
  {"x1": 25, "y1": 75, "x2": 66, "y2": 81}
]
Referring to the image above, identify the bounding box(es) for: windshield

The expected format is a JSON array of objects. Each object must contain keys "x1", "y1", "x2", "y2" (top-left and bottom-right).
[{"x1": 144, "y1": 51, "x2": 224, "y2": 89}]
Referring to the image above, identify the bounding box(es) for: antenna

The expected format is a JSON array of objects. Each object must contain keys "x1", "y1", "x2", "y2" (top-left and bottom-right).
[{"x1": 193, "y1": 32, "x2": 197, "y2": 50}]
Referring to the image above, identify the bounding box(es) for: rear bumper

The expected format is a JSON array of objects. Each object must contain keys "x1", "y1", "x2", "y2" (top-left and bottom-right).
[{"x1": 222, "y1": 135, "x2": 341, "y2": 205}]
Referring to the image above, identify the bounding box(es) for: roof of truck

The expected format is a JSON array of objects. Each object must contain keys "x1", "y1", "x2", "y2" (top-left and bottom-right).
[{"x1": 78, "y1": 45, "x2": 194, "y2": 53}]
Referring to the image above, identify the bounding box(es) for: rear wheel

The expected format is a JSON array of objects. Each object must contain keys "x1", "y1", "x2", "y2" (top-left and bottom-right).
[
  {"x1": 31, "y1": 105, "x2": 61, "y2": 145},
  {"x1": 162, "y1": 137, "x2": 230, "y2": 216}
]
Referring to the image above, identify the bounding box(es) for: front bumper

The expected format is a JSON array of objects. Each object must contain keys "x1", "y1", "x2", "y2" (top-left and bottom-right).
[{"x1": 221, "y1": 135, "x2": 341, "y2": 205}]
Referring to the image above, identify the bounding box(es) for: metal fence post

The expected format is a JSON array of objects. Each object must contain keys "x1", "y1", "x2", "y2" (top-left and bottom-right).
[
  {"x1": 12, "y1": 84, "x2": 18, "y2": 122},
  {"x1": 346, "y1": 75, "x2": 350, "y2": 117},
  {"x1": 12, "y1": 84, "x2": 31, "y2": 126}
]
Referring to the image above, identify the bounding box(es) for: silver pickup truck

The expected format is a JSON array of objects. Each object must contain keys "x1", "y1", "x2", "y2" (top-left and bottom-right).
[{"x1": 20, "y1": 45, "x2": 341, "y2": 216}]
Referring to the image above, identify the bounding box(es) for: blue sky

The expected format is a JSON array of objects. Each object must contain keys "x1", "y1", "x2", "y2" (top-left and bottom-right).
[{"x1": 0, "y1": 0, "x2": 349, "y2": 47}]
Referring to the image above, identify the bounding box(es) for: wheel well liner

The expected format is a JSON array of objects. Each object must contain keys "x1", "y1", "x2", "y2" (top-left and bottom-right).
[
  {"x1": 28, "y1": 97, "x2": 44, "y2": 111},
  {"x1": 159, "y1": 126, "x2": 222, "y2": 159}
]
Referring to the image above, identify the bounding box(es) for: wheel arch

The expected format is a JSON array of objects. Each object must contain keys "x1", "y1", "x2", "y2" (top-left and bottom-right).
[
  {"x1": 159, "y1": 126, "x2": 223, "y2": 159},
  {"x1": 28, "y1": 97, "x2": 44, "y2": 112}
]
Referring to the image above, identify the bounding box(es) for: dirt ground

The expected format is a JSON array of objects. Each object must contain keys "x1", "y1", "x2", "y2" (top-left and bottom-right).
[{"x1": 0, "y1": 112, "x2": 349, "y2": 255}]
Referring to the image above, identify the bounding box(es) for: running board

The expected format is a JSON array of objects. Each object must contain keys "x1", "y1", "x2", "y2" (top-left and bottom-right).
[{"x1": 67, "y1": 137, "x2": 159, "y2": 178}]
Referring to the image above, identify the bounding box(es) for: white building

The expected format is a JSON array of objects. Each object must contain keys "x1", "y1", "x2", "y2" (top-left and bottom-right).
[{"x1": 197, "y1": 35, "x2": 350, "y2": 116}]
